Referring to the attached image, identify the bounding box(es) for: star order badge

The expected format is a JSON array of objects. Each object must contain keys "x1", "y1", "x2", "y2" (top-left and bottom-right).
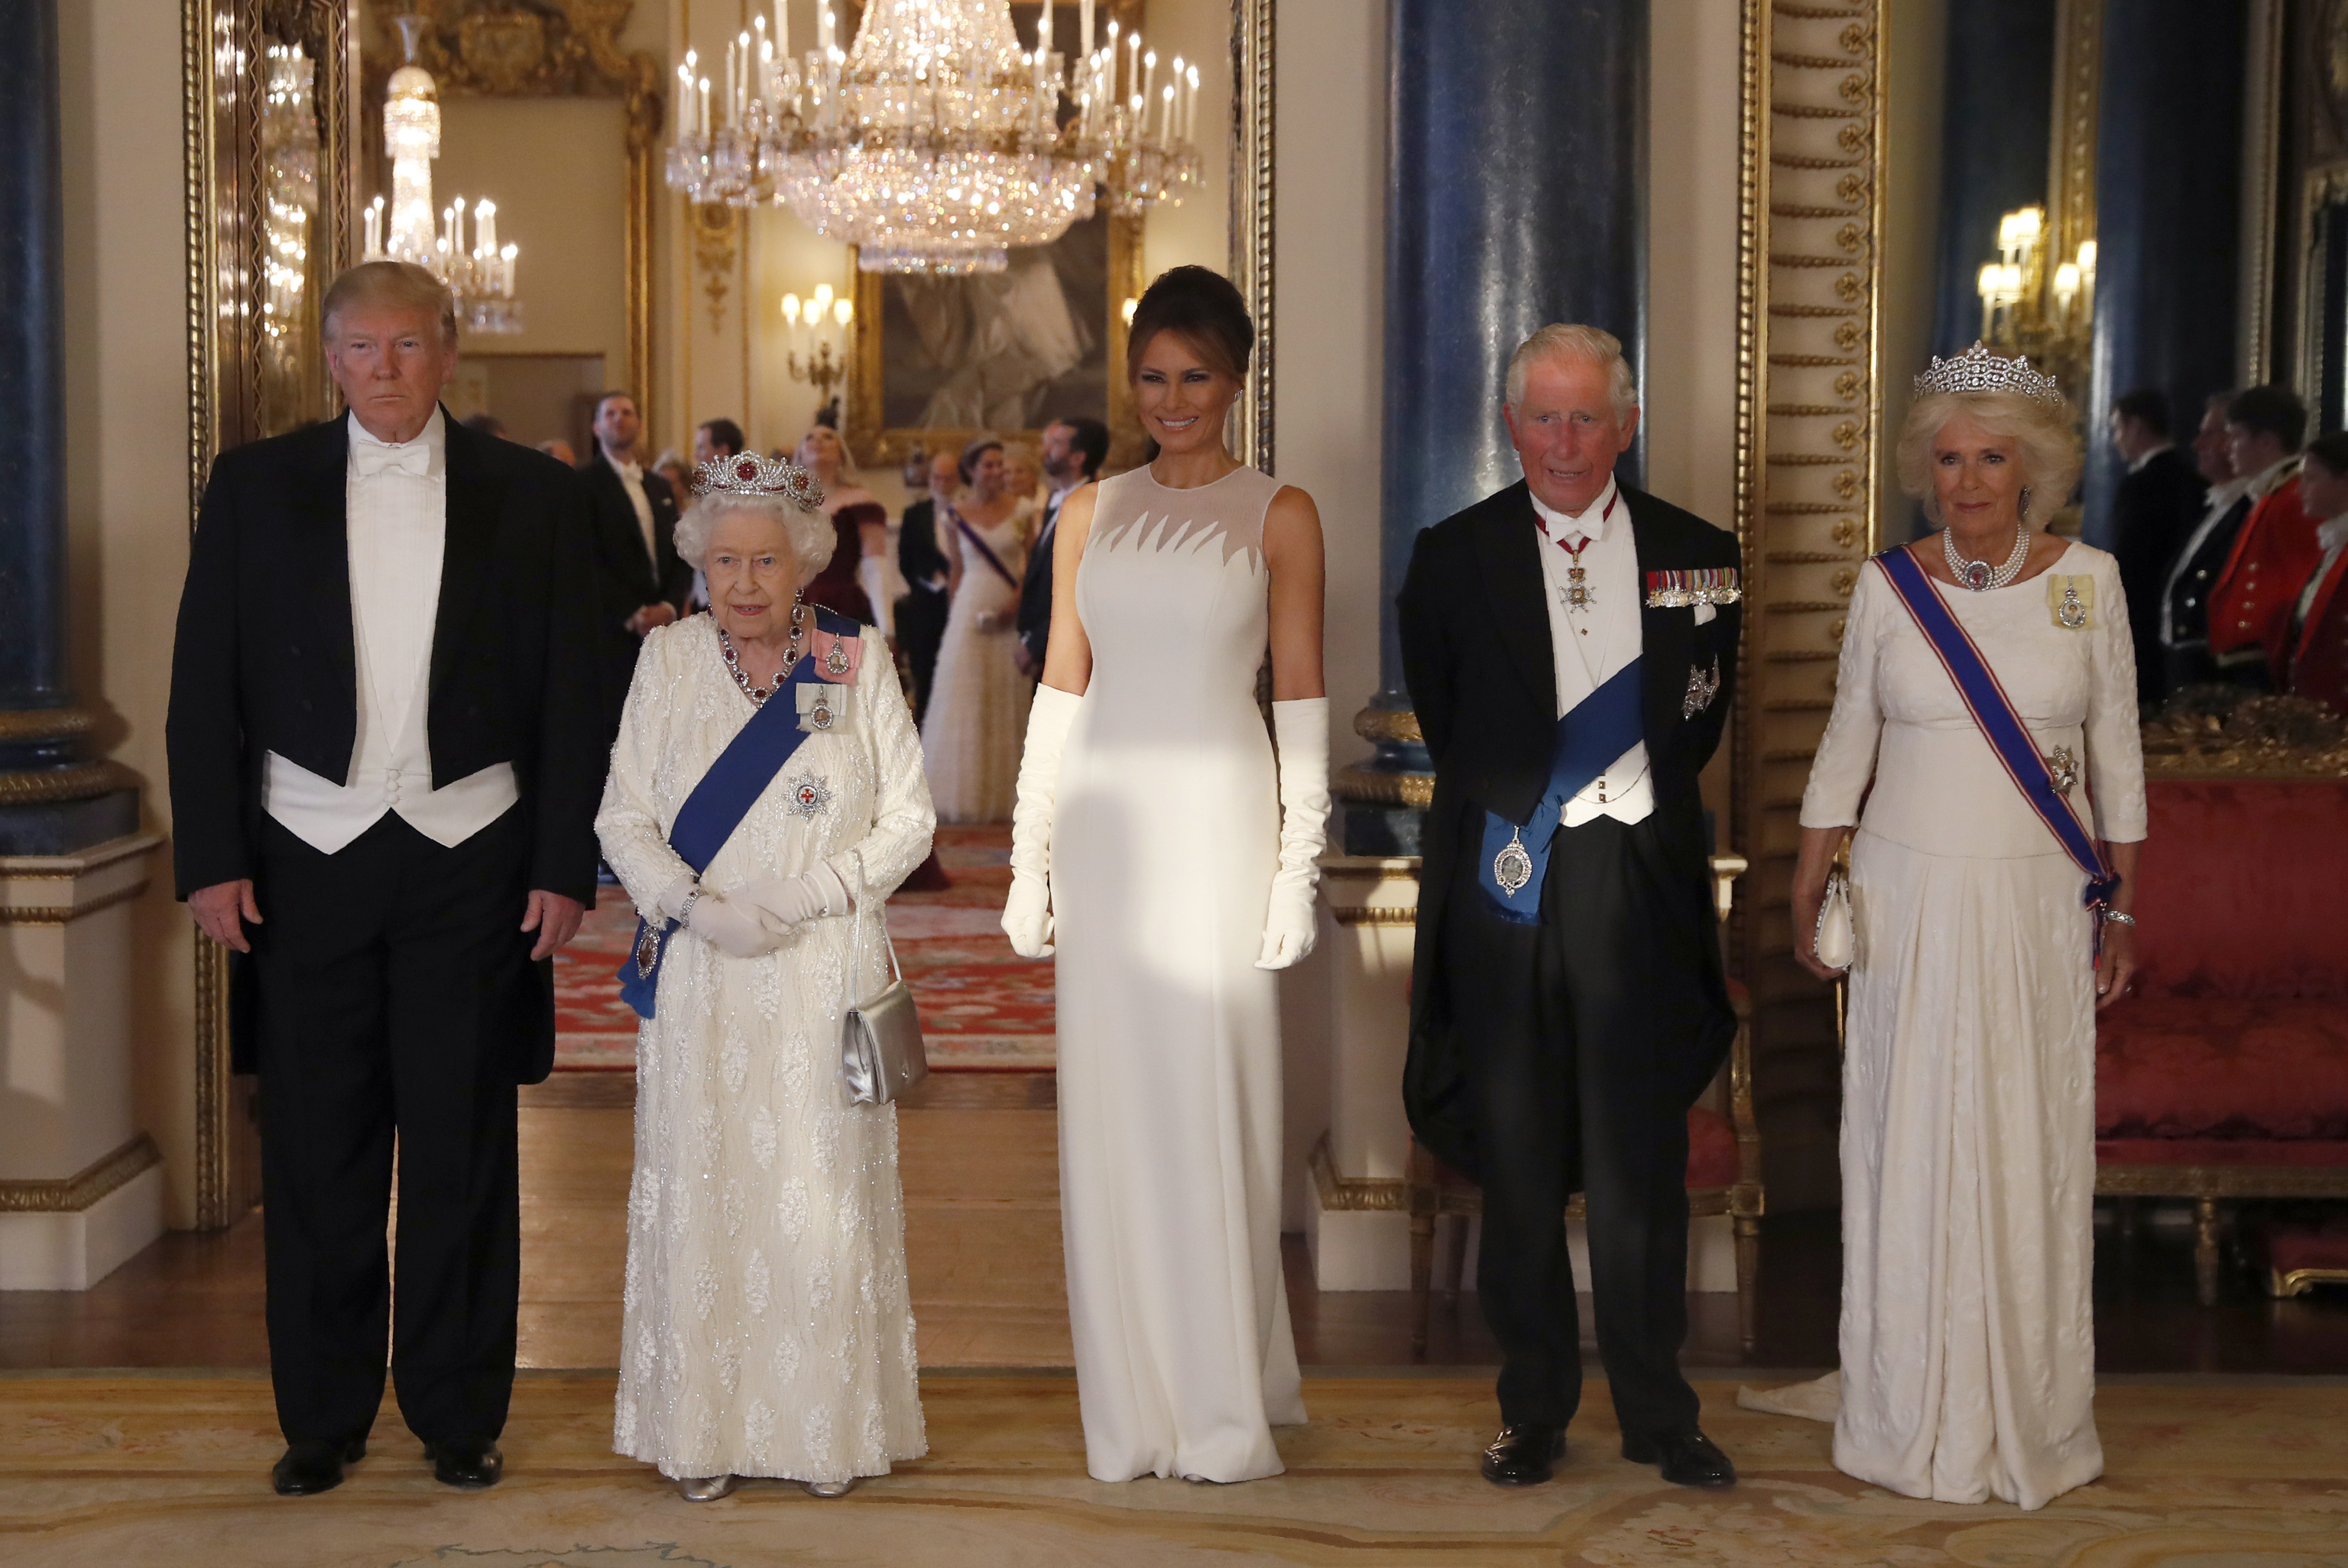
[
  {"x1": 786, "y1": 773, "x2": 832, "y2": 819},
  {"x1": 1493, "y1": 827, "x2": 1534, "y2": 896},
  {"x1": 1682, "y1": 656, "x2": 1721, "y2": 720}
]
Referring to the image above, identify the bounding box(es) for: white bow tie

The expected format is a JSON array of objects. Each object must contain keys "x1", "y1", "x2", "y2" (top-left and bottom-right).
[{"x1": 353, "y1": 442, "x2": 430, "y2": 480}]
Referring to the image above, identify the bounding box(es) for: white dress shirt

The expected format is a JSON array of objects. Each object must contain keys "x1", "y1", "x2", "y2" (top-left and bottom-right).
[
  {"x1": 2159, "y1": 469, "x2": 2257, "y2": 647},
  {"x1": 263, "y1": 409, "x2": 519, "y2": 853},
  {"x1": 605, "y1": 449, "x2": 658, "y2": 565},
  {"x1": 1529, "y1": 476, "x2": 1652, "y2": 827}
]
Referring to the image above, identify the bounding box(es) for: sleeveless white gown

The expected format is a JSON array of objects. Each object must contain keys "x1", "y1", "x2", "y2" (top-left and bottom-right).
[
  {"x1": 1053, "y1": 465, "x2": 1306, "y2": 1483},
  {"x1": 921, "y1": 501, "x2": 1033, "y2": 822}
]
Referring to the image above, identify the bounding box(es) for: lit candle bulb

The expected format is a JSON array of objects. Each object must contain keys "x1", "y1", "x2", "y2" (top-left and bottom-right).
[
  {"x1": 834, "y1": 297, "x2": 852, "y2": 329},
  {"x1": 500, "y1": 243, "x2": 517, "y2": 298},
  {"x1": 1160, "y1": 83, "x2": 1175, "y2": 147},
  {"x1": 1081, "y1": 0, "x2": 1093, "y2": 60},
  {"x1": 1185, "y1": 65, "x2": 1199, "y2": 143},
  {"x1": 783, "y1": 292, "x2": 802, "y2": 332}
]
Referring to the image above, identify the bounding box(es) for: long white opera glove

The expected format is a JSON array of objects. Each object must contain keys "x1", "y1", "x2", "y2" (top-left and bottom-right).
[
  {"x1": 735, "y1": 861, "x2": 853, "y2": 935},
  {"x1": 1256, "y1": 698, "x2": 1332, "y2": 970},
  {"x1": 686, "y1": 890, "x2": 783, "y2": 959},
  {"x1": 1003, "y1": 684, "x2": 1082, "y2": 957}
]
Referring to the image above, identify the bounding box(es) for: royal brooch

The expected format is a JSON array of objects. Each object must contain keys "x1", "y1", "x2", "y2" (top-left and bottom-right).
[
  {"x1": 1683, "y1": 656, "x2": 1722, "y2": 720},
  {"x1": 786, "y1": 773, "x2": 832, "y2": 819},
  {"x1": 1493, "y1": 827, "x2": 1533, "y2": 896}
]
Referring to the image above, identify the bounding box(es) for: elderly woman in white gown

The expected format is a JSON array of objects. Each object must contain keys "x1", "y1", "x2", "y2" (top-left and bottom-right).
[
  {"x1": 1786, "y1": 345, "x2": 2145, "y2": 1511},
  {"x1": 596, "y1": 450, "x2": 934, "y2": 1501}
]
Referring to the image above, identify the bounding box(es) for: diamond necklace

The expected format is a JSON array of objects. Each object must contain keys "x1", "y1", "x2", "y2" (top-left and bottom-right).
[
  {"x1": 1943, "y1": 522, "x2": 2031, "y2": 591},
  {"x1": 719, "y1": 605, "x2": 805, "y2": 705}
]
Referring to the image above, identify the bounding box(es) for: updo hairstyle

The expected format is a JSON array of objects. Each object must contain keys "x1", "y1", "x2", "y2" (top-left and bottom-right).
[
  {"x1": 672, "y1": 492, "x2": 834, "y2": 582},
  {"x1": 958, "y1": 432, "x2": 1005, "y2": 484},
  {"x1": 1125, "y1": 265, "x2": 1253, "y2": 383},
  {"x1": 1895, "y1": 387, "x2": 2083, "y2": 525}
]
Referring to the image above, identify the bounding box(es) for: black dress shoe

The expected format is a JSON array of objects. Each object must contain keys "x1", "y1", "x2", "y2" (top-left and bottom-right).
[
  {"x1": 1480, "y1": 1424, "x2": 1567, "y2": 1486},
  {"x1": 271, "y1": 1437, "x2": 365, "y2": 1496},
  {"x1": 1622, "y1": 1427, "x2": 1736, "y2": 1488},
  {"x1": 422, "y1": 1441, "x2": 504, "y2": 1490}
]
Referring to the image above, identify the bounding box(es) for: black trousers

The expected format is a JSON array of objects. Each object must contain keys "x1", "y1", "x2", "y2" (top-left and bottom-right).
[
  {"x1": 896, "y1": 585, "x2": 948, "y2": 724},
  {"x1": 251, "y1": 808, "x2": 530, "y2": 1450},
  {"x1": 1443, "y1": 812, "x2": 1721, "y2": 1439}
]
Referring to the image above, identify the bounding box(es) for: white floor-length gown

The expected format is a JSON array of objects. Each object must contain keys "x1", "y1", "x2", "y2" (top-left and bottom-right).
[
  {"x1": 922, "y1": 501, "x2": 1033, "y2": 822},
  {"x1": 597, "y1": 614, "x2": 935, "y2": 1483},
  {"x1": 1053, "y1": 466, "x2": 1306, "y2": 1483},
  {"x1": 1801, "y1": 542, "x2": 2145, "y2": 1510}
]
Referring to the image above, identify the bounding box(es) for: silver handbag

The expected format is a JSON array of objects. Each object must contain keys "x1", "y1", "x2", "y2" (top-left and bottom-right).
[
  {"x1": 841, "y1": 861, "x2": 928, "y2": 1105},
  {"x1": 1814, "y1": 864, "x2": 1854, "y2": 971}
]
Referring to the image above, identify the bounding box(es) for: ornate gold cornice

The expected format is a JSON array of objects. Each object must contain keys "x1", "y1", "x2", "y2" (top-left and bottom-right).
[
  {"x1": 1331, "y1": 765, "x2": 1432, "y2": 810},
  {"x1": 0, "y1": 761, "x2": 139, "y2": 805},
  {"x1": 0, "y1": 882, "x2": 151, "y2": 928},
  {"x1": 0, "y1": 1136, "x2": 163, "y2": 1214}
]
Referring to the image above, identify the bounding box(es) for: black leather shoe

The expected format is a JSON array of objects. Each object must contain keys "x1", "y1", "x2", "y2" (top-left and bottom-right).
[
  {"x1": 271, "y1": 1437, "x2": 365, "y2": 1496},
  {"x1": 1480, "y1": 1424, "x2": 1567, "y2": 1486},
  {"x1": 1622, "y1": 1427, "x2": 1736, "y2": 1488},
  {"x1": 423, "y1": 1441, "x2": 504, "y2": 1490}
]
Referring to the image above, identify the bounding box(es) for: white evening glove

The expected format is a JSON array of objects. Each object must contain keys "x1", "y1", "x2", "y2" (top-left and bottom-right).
[
  {"x1": 1257, "y1": 698, "x2": 1332, "y2": 970},
  {"x1": 1003, "y1": 685, "x2": 1082, "y2": 957},
  {"x1": 686, "y1": 890, "x2": 782, "y2": 959},
  {"x1": 735, "y1": 862, "x2": 853, "y2": 936}
]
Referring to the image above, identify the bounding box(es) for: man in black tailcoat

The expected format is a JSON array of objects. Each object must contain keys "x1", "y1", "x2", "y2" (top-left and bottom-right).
[
  {"x1": 167, "y1": 262, "x2": 602, "y2": 1497},
  {"x1": 1398, "y1": 324, "x2": 1740, "y2": 1491},
  {"x1": 577, "y1": 390, "x2": 690, "y2": 745},
  {"x1": 895, "y1": 446, "x2": 960, "y2": 721},
  {"x1": 1013, "y1": 416, "x2": 1110, "y2": 681},
  {"x1": 2107, "y1": 388, "x2": 2207, "y2": 707}
]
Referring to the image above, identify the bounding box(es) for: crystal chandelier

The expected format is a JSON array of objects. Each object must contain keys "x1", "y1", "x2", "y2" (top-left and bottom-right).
[
  {"x1": 665, "y1": 0, "x2": 1200, "y2": 275},
  {"x1": 361, "y1": 15, "x2": 522, "y2": 332},
  {"x1": 259, "y1": 43, "x2": 319, "y2": 350}
]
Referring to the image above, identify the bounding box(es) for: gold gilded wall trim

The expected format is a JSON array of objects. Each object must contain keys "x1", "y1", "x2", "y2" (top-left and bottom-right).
[
  {"x1": 0, "y1": 1136, "x2": 164, "y2": 1215},
  {"x1": 1229, "y1": 0, "x2": 1276, "y2": 471},
  {"x1": 1734, "y1": 0, "x2": 1889, "y2": 1209},
  {"x1": 2045, "y1": 0, "x2": 2104, "y2": 267}
]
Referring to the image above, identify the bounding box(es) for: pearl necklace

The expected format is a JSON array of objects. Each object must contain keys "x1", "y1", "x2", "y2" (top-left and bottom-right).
[
  {"x1": 719, "y1": 606, "x2": 805, "y2": 706},
  {"x1": 1943, "y1": 522, "x2": 2031, "y2": 591}
]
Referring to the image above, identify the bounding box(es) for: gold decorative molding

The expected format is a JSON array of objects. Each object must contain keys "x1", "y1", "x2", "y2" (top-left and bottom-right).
[
  {"x1": 1309, "y1": 1134, "x2": 1407, "y2": 1213},
  {"x1": 2272, "y1": 1266, "x2": 2348, "y2": 1297},
  {"x1": 2240, "y1": 0, "x2": 2285, "y2": 383},
  {"x1": 1331, "y1": 906, "x2": 1419, "y2": 928},
  {"x1": 0, "y1": 761, "x2": 139, "y2": 805},
  {"x1": 1230, "y1": 0, "x2": 1275, "y2": 471},
  {"x1": 0, "y1": 708, "x2": 96, "y2": 744},
  {"x1": 0, "y1": 882, "x2": 152, "y2": 928},
  {"x1": 1331, "y1": 765, "x2": 1432, "y2": 810},
  {"x1": 2044, "y1": 0, "x2": 2103, "y2": 270},
  {"x1": 1352, "y1": 707, "x2": 1423, "y2": 746},
  {"x1": 2140, "y1": 689, "x2": 2348, "y2": 779},
  {"x1": 0, "y1": 1136, "x2": 163, "y2": 1214},
  {"x1": 690, "y1": 200, "x2": 738, "y2": 335}
]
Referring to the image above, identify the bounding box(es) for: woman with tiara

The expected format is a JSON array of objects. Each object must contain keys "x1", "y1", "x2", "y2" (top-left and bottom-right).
[
  {"x1": 1001, "y1": 266, "x2": 1331, "y2": 1482},
  {"x1": 1784, "y1": 344, "x2": 2147, "y2": 1509}
]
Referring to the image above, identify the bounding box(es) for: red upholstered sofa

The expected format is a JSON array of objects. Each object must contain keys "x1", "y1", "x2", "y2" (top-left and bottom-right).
[{"x1": 2095, "y1": 777, "x2": 2348, "y2": 1302}]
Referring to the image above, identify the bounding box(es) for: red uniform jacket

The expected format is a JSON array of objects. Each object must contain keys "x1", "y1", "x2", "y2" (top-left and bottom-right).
[
  {"x1": 2289, "y1": 549, "x2": 2348, "y2": 714},
  {"x1": 2210, "y1": 465, "x2": 2320, "y2": 675}
]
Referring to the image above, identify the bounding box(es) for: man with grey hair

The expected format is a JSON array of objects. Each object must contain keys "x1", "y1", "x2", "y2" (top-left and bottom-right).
[
  {"x1": 167, "y1": 260, "x2": 603, "y2": 1498},
  {"x1": 1399, "y1": 322, "x2": 1742, "y2": 1490}
]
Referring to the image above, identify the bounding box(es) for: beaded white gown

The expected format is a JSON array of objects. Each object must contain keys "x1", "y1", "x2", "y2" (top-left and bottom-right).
[
  {"x1": 1053, "y1": 465, "x2": 1306, "y2": 1484},
  {"x1": 596, "y1": 614, "x2": 935, "y2": 1483},
  {"x1": 922, "y1": 501, "x2": 1033, "y2": 822},
  {"x1": 1800, "y1": 543, "x2": 2146, "y2": 1510}
]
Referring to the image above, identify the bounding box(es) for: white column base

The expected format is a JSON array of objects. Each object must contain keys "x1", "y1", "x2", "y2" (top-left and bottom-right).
[{"x1": 0, "y1": 1162, "x2": 165, "y2": 1290}]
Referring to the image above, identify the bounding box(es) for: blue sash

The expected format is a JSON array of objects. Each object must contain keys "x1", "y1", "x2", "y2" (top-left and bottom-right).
[
  {"x1": 1873, "y1": 547, "x2": 2119, "y2": 912},
  {"x1": 954, "y1": 510, "x2": 1022, "y2": 590},
  {"x1": 616, "y1": 609, "x2": 858, "y2": 1019},
  {"x1": 1475, "y1": 658, "x2": 1645, "y2": 923}
]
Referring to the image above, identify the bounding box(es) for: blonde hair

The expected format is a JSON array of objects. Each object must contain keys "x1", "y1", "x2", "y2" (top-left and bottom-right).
[
  {"x1": 1896, "y1": 389, "x2": 2082, "y2": 523},
  {"x1": 1506, "y1": 323, "x2": 1639, "y2": 423},
  {"x1": 673, "y1": 494, "x2": 834, "y2": 582},
  {"x1": 322, "y1": 261, "x2": 458, "y2": 346}
]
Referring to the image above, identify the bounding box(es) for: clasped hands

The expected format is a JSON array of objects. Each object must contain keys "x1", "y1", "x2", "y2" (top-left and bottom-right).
[{"x1": 666, "y1": 863, "x2": 853, "y2": 960}]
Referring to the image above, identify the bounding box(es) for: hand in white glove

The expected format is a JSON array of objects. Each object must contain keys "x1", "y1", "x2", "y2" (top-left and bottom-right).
[
  {"x1": 734, "y1": 862, "x2": 852, "y2": 936},
  {"x1": 1257, "y1": 698, "x2": 1332, "y2": 970},
  {"x1": 686, "y1": 890, "x2": 783, "y2": 959},
  {"x1": 1003, "y1": 685, "x2": 1082, "y2": 958}
]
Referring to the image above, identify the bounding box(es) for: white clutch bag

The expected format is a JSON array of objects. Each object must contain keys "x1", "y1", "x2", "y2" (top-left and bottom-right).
[{"x1": 1814, "y1": 866, "x2": 1854, "y2": 971}]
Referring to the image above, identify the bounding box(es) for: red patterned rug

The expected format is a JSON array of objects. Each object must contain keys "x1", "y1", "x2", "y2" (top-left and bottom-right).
[{"x1": 553, "y1": 824, "x2": 1053, "y2": 1072}]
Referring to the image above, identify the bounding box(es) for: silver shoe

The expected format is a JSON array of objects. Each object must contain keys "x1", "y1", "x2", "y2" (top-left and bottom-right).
[
  {"x1": 676, "y1": 1474, "x2": 737, "y2": 1502},
  {"x1": 802, "y1": 1478, "x2": 857, "y2": 1498}
]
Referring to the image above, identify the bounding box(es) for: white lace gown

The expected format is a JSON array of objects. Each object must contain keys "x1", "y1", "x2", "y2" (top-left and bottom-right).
[
  {"x1": 921, "y1": 501, "x2": 1033, "y2": 822},
  {"x1": 1800, "y1": 543, "x2": 2146, "y2": 1510},
  {"x1": 1054, "y1": 466, "x2": 1306, "y2": 1483},
  {"x1": 596, "y1": 614, "x2": 935, "y2": 1483}
]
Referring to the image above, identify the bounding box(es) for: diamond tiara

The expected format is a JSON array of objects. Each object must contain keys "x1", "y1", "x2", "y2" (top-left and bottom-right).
[
  {"x1": 691, "y1": 449, "x2": 826, "y2": 512},
  {"x1": 1913, "y1": 341, "x2": 2064, "y2": 406}
]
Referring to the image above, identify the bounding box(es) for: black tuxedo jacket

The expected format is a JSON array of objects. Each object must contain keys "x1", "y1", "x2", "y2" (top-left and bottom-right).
[
  {"x1": 1016, "y1": 491, "x2": 1065, "y2": 667},
  {"x1": 167, "y1": 412, "x2": 606, "y2": 1078},
  {"x1": 2164, "y1": 490, "x2": 2253, "y2": 653},
  {"x1": 577, "y1": 451, "x2": 690, "y2": 643},
  {"x1": 2111, "y1": 446, "x2": 2206, "y2": 698},
  {"x1": 899, "y1": 494, "x2": 949, "y2": 590},
  {"x1": 1396, "y1": 480, "x2": 1740, "y2": 1174}
]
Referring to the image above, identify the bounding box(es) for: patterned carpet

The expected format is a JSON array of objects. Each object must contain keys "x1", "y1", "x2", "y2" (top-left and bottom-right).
[
  {"x1": 556, "y1": 826, "x2": 1053, "y2": 1073},
  {"x1": 11, "y1": 1373, "x2": 2348, "y2": 1566}
]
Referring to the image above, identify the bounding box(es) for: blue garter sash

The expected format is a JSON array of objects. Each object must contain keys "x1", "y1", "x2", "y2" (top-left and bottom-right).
[
  {"x1": 1873, "y1": 547, "x2": 2119, "y2": 916},
  {"x1": 616, "y1": 607, "x2": 858, "y2": 1019},
  {"x1": 1476, "y1": 658, "x2": 1644, "y2": 924}
]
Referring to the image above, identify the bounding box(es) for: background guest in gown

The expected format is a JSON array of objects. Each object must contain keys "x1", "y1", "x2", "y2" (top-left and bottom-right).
[
  {"x1": 793, "y1": 423, "x2": 881, "y2": 627},
  {"x1": 1397, "y1": 323, "x2": 1742, "y2": 1493},
  {"x1": 897, "y1": 447, "x2": 959, "y2": 723},
  {"x1": 1016, "y1": 417, "x2": 1111, "y2": 681},
  {"x1": 2207, "y1": 385, "x2": 2313, "y2": 690},
  {"x1": 1791, "y1": 350, "x2": 2145, "y2": 1511},
  {"x1": 1002, "y1": 264, "x2": 1330, "y2": 1483},
  {"x1": 2158, "y1": 394, "x2": 2252, "y2": 694},
  {"x1": 579, "y1": 391, "x2": 690, "y2": 749},
  {"x1": 2279, "y1": 432, "x2": 2348, "y2": 711},
  {"x1": 597, "y1": 453, "x2": 932, "y2": 1502},
  {"x1": 922, "y1": 436, "x2": 1033, "y2": 822},
  {"x1": 2106, "y1": 388, "x2": 2205, "y2": 708}
]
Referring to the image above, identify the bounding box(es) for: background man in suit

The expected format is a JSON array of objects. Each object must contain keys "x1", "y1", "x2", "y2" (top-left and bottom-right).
[
  {"x1": 578, "y1": 390, "x2": 690, "y2": 744},
  {"x1": 1013, "y1": 416, "x2": 1110, "y2": 679},
  {"x1": 2159, "y1": 394, "x2": 2253, "y2": 693},
  {"x1": 2106, "y1": 388, "x2": 2207, "y2": 708},
  {"x1": 692, "y1": 416, "x2": 745, "y2": 467},
  {"x1": 895, "y1": 446, "x2": 961, "y2": 721},
  {"x1": 2208, "y1": 385, "x2": 2313, "y2": 690},
  {"x1": 166, "y1": 261, "x2": 602, "y2": 1498},
  {"x1": 1399, "y1": 324, "x2": 1740, "y2": 1493}
]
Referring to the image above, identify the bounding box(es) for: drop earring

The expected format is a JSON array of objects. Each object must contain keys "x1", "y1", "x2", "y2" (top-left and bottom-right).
[{"x1": 2019, "y1": 484, "x2": 2033, "y2": 520}]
